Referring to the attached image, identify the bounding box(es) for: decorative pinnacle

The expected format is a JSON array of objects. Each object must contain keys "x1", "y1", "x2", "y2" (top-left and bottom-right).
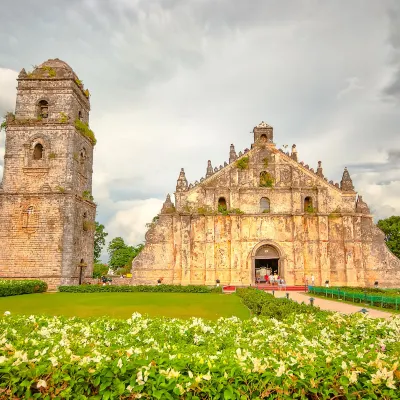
[
  {"x1": 340, "y1": 167, "x2": 355, "y2": 192},
  {"x1": 206, "y1": 160, "x2": 213, "y2": 178},
  {"x1": 161, "y1": 193, "x2": 175, "y2": 213},
  {"x1": 317, "y1": 161, "x2": 324, "y2": 178},
  {"x1": 176, "y1": 168, "x2": 188, "y2": 192},
  {"x1": 291, "y1": 144, "x2": 297, "y2": 161},
  {"x1": 229, "y1": 144, "x2": 237, "y2": 163}
]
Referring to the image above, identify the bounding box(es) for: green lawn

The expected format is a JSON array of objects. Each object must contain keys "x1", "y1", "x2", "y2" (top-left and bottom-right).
[{"x1": 0, "y1": 292, "x2": 249, "y2": 320}]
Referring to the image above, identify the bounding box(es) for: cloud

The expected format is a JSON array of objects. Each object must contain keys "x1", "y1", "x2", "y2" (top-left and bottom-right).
[{"x1": 0, "y1": 0, "x2": 400, "y2": 251}]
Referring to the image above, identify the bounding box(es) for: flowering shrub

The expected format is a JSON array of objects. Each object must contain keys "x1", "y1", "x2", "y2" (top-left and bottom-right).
[
  {"x1": 0, "y1": 280, "x2": 47, "y2": 297},
  {"x1": 0, "y1": 312, "x2": 399, "y2": 398},
  {"x1": 59, "y1": 284, "x2": 222, "y2": 293}
]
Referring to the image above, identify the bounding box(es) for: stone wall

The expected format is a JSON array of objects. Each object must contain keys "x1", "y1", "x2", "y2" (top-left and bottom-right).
[
  {"x1": 132, "y1": 123, "x2": 400, "y2": 288},
  {"x1": 0, "y1": 59, "x2": 96, "y2": 290}
]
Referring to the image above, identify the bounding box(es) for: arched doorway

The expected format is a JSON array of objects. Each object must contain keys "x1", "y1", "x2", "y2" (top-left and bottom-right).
[{"x1": 253, "y1": 244, "x2": 281, "y2": 283}]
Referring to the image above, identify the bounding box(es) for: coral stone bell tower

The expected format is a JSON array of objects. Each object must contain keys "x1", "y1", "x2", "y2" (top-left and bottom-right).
[{"x1": 0, "y1": 59, "x2": 96, "y2": 289}]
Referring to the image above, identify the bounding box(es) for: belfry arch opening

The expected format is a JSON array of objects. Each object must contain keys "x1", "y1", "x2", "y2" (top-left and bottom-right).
[
  {"x1": 218, "y1": 197, "x2": 227, "y2": 211},
  {"x1": 254, "y1": 245, "x2": 280, "y2": 283}
]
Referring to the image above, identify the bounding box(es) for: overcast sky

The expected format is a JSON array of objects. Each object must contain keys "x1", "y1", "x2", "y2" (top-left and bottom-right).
[{"x1": 1, "y1": 0, "x2": 400, "y2": 257}]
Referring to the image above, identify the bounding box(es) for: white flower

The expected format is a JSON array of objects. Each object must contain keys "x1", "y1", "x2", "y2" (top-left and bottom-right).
[
  {"x1": 276, "y1": 362, "x2": 286, "y2": 377},
  {"x1": 37, "y1": 379, "x2": 47, "y2": 388},
  {"x1": 202, "y1": 372, "x2": 212, "y2": 381},
  {"x1": 341, "y1": 361, "x2": 347, "y2": 370},
  {"x1": 117, "y1": 358, "x2": 123, "y2": 369},
  {"x1": 3, "y1": 311, "x2": 10, "y2": 316},
  {"x1": 0, "y1": 356, "x2": 7, "y2": 364},
  {"x1": 188, "y1": 370, "x2": 193, "y2": 378}
]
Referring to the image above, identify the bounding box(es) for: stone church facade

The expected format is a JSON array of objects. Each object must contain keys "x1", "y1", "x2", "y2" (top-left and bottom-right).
[
  {"x1": 0, "y1": 59, "x2": 96, "y2": 289},
  {"x1": 132, "y1": 122, "x2": 400, "y2": 287}
]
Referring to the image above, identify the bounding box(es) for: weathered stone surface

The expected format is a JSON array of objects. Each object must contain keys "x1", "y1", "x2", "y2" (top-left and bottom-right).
[
  {"x1": 132, "y1": 123, "x2": 400, "y2": 288},
  {"x1": 0, "y1": 59, "x2": 96, "y2": 290}
]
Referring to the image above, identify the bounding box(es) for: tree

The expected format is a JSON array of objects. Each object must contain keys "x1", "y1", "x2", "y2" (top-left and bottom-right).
[
  {"x1": 93, "y1": 262, "x2": 109, "y2": 278},
  {"x1": 377, "y1": 216, "x2": 400, "y2": 258},
  {"x1": 107, "y1": 237, "x2": 144, "y2": 271},
  {"x1": 94, "y1": 222, "x2": 108, "y2": 262}
]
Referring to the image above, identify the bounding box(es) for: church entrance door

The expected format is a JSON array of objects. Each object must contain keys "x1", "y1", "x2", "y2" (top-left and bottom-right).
[{"x1": 254, "y1": 245, "x2": 280, "y2": 284}]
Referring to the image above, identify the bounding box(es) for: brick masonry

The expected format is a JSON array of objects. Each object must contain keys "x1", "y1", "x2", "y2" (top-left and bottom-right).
[{"x1": 0, "y1": 59, "x2": 96, "y2": 290}]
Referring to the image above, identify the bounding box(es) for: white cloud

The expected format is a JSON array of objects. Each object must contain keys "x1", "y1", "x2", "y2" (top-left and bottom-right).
[{"x1": 0, "y1": 0, "x2": 400, "y2": 250}]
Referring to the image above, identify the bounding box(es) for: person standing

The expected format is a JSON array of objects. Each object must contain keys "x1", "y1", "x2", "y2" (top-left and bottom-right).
[{"x1": 311, "y1": 274, "x2": 315, "y2": 286}]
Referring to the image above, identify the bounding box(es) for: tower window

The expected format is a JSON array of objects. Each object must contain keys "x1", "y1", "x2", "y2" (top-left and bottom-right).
[
  {"x1": 78, "y1": 111, "x2": 82, "y2": 120},
  {"x1": 218, "y1": 197, "x2": 227, "y2": 211},
  {"x1": 33, "y1": 143, "x2": 43, "y2": 160},
  {"x1": 38, "y1": 100, "x2": 49, "y2": 119},
  {"x1": 260, "y1": 197, "x2": 270, "y2": 213},
  {"x1": 304, "y1": 196, "x2": 313, "y2": 212}
]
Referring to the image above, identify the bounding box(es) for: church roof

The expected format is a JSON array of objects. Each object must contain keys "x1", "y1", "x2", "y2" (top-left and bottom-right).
[{"x1": 38, "y1": 58, "x2": 75, "y2": 72}]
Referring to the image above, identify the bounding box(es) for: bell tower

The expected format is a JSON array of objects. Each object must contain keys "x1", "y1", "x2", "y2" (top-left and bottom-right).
[{"x1": 0, "y1": 59, "x2": 96, "y2": 288}]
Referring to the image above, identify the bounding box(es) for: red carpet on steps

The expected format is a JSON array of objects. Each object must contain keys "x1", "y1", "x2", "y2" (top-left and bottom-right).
[{"x1": 222, "y1": 285, "x2": 307, "y2": 292}]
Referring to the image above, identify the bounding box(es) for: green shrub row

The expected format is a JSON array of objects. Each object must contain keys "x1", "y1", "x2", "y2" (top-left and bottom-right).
[
  {"x1": 237, "y1": 287, "x2": 326, "y2": 320},
  {"x1": 312, "y1": 286, "x2": 400, "y2": 296},
  {"x1": 59, "y1": 284, "x2": 222, "y2": 294},
  {"x1": 0, "y1": 279, "x2": 47, "y2": 297}
]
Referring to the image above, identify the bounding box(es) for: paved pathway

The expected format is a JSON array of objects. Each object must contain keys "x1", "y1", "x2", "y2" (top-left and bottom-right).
[{"x1": 271, "y1": 291, "x2": 394, "y2": 319}]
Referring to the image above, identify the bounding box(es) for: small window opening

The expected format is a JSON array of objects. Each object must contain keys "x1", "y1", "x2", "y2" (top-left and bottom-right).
[
  {"x1": 304, "y1": 196, "x2": 313, "y2": 212},
  {"x1": 260, "y1": 197, "x2": 270, "y2": 213},
  {"x1": 83, "y1": 212, "x2": 87, "y2": 219},
  {"x1": 38, "y1": 100, "x2": 48, "y2": 119},
  {"x1": 78, "y1": 111, "x2": 82, "y2": 120},
  {"x1": 218, "y1": 197, "x2": 227, "y2": 211},
  {"x1": 33, "y1": 143, "x2": 43, "y2": 160},
  {"x1": 260, "y1": 134, "x2": 267, "y2": 141}
]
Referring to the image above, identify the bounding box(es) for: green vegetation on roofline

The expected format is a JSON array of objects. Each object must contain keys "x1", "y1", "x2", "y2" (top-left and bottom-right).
[
  {"x1": 74, "y1": 119, "x2": 97, "y2": 145},
  {"x1": 235, "y1": 155, "x2": 249, "y2": 170}
]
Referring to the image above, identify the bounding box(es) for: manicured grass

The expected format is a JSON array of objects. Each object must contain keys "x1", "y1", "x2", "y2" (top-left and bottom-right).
[{"x1": 0, "y1": 292, "x2": 250, "y2": 320}]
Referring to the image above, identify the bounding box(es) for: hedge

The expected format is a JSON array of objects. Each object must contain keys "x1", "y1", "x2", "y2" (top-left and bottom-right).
[
  {"x1": 309, "y1": 286, "x2": 400, "y2": 310},
  {"x1": 237, "y1": 287, "x2": 327, "y2": 320},
  {"x1": 0, "y1": 279, "x2": 47, "y2": 297},
  {"x1": 59, "y1": 284, "x2": 222, "y2": 294}
]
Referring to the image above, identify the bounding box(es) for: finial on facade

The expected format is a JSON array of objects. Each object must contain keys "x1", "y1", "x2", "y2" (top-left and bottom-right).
[
  {"x1": 214, "y1": 167, "x2": 218, "y2": 172},
  {"x1": 291, "y1": 144, "x2": 298, "y2": 161},
  {"x1": 219, "y1": 165, "x2": 223, "y2": 170},
  {"x1": 356, "y1": 195, "x2": 370, "y2": 214},
  {"x1": 200, "y1": 177, "x2": 204, "y2": 182},
  {"x1": 206, "y1": 160, "x2": 213, "y2": 178},
  {"x1": 238, "y1": 151, "x2": 243, "y2": 157},
  {"x1": 161, "y1": 193, "x2": 175, "y2": 214},
  {"x1": 224, "y1": 161, "x2": 228, "y2": 167},
  {"x1": 18, "y1": 68, "x2": 27, "y2": 78},
  {"x1": 340, "y1": 167, "x2": 355, "y2": 192},
  {"x1": 229, "y1": 144, "x2": 237, "y2": 163},
  {"x1": 316, "y1": 161, "x2": 324, "y2": 178},
  {"x1": 176, "y1": 168, "x2": 188, "y2": 192}
]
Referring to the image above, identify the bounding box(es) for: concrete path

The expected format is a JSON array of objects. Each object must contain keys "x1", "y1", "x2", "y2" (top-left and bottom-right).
[{"x1": 272, "y1": 291, "x2": 394, "y2": 319}]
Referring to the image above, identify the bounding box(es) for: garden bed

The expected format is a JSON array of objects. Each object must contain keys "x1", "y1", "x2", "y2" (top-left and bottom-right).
[{"x1": 0, "y1": 311, "x2": 399, "y2": 398}]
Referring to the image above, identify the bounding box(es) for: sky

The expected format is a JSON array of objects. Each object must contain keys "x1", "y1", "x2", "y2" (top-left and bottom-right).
[{"x1": 1, "y1": 0, "x2": 400, "y2": 259}]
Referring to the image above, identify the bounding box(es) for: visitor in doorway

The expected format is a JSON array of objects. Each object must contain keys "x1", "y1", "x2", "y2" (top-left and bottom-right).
[{"x1": 311, "y1": 274, "x2": 315, "y2": 287}]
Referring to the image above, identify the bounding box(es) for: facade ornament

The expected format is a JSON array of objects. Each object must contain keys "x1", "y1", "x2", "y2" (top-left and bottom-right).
[
  {"x1": 317, "y1": 161, "x2": 324, "y2": 178},
  {"x1": 188, "y1": 183, "x2": 193, "y2": 189},
  {"x1": 219, "y1": 165, "x2": 223, "y2": 170},
  {"x1": 310, "y1": 168, "x2": 315, "y2": 173},
  {"x1": 194, "y1": 180, "x2": 199, "y2": 185},
  {"x1": 291, "y1": 144, "x2": 298, "y2": 161},
  {"x1": 200, "y1": 177, "x2": 204, "y2": 182},
  {"x1": 238, "y1": 151, "x2": 243, "y2": 157},
  {"x1": 340, "y1": 167, "x2": 355, "y2": 192},
  {"x1": 356, "y1": 195, "x2": 370, "y2": 214},
  {"x1": 224, "y1": 161, "x2": 228, "y2": 167},
  {"x1": 206, "y1": 160, "x2": 213, "y2": 178},
  {"x1": 176, "y1": 168, "x2": 188, "y2": 192},
  {"x1": 334, "y1": 183, "x2": 340, "y2": 188},
  {"x1": 305, "y1": 164, "x2": 309, "y2": 169},
  {"x1": 18, "y1": 68, "x2": 27, "y2": 78},
  {"x1": 161, "y1": 193, "x2": 175, "y2": 214},
  {"x1": 300, "y1": 161, "x2": 304, "y2": 165},
  {"x1": 214, "y1": 167, "x2": 218, "y2": 172},
  {"x1": 229, "y1": 144, "x2": 237, "y2": 163},
  {"x1": 253, "y1": 121, "x2": 273, "y2": 143}
]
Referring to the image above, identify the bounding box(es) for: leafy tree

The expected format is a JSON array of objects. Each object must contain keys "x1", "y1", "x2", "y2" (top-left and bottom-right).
[
  {"x1": 93, "y1": 263, "x2": 109, "y2": 278},
  {"x1": 377, "y1": 216, "x2": 400, "y2": 258},
  {"x1": 108, "y1": 237, "x2": 144, "y2": 271},
  {"x1": 94, "y1": 222, "x2": 108, "y2": 262}
]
